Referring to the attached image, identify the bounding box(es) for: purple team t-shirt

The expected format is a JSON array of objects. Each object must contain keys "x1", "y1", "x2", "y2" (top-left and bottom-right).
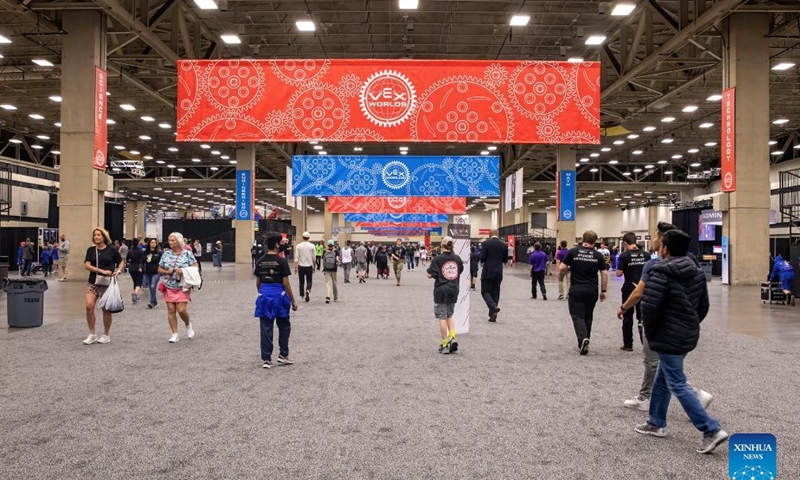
[
  {"x1": 555, "y1": 248, "x2": 568, "y2": 263},
  {"x1": 529, "y1": 250, "x2": 548, "y2": 272}
]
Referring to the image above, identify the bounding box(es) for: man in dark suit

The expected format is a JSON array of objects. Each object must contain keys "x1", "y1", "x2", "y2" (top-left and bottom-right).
[{"x1": 480, "y1": 231, "x2": 509, "y2": 322}]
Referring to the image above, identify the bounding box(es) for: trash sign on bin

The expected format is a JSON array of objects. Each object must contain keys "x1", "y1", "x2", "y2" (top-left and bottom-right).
[{"x1": 3, "y1": 278, "x2": 48, "y2": 328}]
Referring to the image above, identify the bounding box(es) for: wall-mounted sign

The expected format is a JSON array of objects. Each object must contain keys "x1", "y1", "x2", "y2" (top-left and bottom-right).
[
  {"x1": 721, "y1": 87, "x2": 736, "y2": 192},
  {"x1": 292, "y1": 155, "x2": 499, "y2": 197},
  {"x1": 557, "y1": 170, "x2": 576, "y2": 221},
  {"x1": 236, "y1": 169, "x2": 252, "y2": 220},
  {"x1": 93, "y1": 67, "x2": 108, "y2": 171},
  {"x1": 177, "y1": 59, "x2": 600, "y2": 144}
]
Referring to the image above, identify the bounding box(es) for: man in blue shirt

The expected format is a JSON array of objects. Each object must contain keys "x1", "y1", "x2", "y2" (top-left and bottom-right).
[{"x1": 528, "y1": 242, "x2": 548, "y2": 300}]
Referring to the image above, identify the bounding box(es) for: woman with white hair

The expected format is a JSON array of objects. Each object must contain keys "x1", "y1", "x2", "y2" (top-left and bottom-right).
[{"x1": 158, "y1": 232, "x2": 199, "y2": 343}]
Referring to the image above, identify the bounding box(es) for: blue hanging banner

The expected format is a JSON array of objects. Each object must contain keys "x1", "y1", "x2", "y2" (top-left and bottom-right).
[
  {"x1": 292, "y1": 155, "x2": 500, "y2": 197},
  {"x1": 344, "y1": 213, "x2": 449, "y2": 223},
  {"x1": 236, "y1": 169, "x2": 252, "y2": 220},
  {"x1": 558, "y1": 170, "x2": 576, "y2": 222}
]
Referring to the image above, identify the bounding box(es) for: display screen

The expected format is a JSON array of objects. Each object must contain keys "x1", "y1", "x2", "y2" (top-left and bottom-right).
[
  {"x1": 713, "y1": 246, "x2": 722, "y2": 254},
  {"x1": 699, "y1": 224, "x2": 716, "y2": 241}
]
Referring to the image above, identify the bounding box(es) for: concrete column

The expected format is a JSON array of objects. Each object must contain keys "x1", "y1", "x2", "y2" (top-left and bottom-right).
[
  {"x1": 722, "y1": 13, "x2": 770, "y2": 285},
  {"x1": 323, "y1": 201, "x2": 333, "y2": 241},
  {"x1": 555, "y1": 146, "x2": 577, "y2": 245},
  {"x1": 291, "y1": 197, "x2": 305, "y2": 236},
  {"x1": 125, "y1": 200, "x2": 136, "y2": 239},
  {"x1": 647, "y1": 205, "x2": 659, "y2": 237},
  {"x1": 136, "y1": 201, "x2": 146, "y2": 238},
  {"x1": 234, "y1": 145, "x2": 255, "y2": 264},
  {"x1": 58, "y1": 11, "x2": 107, "y2": 279}
]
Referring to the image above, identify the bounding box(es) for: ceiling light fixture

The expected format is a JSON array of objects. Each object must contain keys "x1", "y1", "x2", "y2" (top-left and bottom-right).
[
  {"x1": 772, "y1": 118, "x2": 790, "y2": 125},
  {"x1": 585, "y1": 35, "x2": 607, "y2": 46},
  {"x1": 52, "y1": 150, "x2": 60, "y2": 155},
  {"x1": 579, "y1": 158, "x2": 590, "y2": 163},
  {"x1": 509, "y1": 15, "x2": 530, "y2": 26},
  {"x1": 54, "y1": 122, "x2": 61, "y2": 127},
  {"x1": 32, "y1": 59, "x2": 54, "y2": 67},
  {"x1": 192, "y1": 158, "x2": 201, "y2": 163},
  {"x1": 29, "y1": 113, "x2": 44, "y2": 120},
  {"x1": 657, "y1": 160, "x2": 668, "y2": 164},
  {"x1": 632, "y1": 150, "x2": 643, "y2": 155},
  {"x1": 644, "y1": 165, "x2": 654, "y2": 169},
  {"x1": 613, "y1": 140, "x2": 625, "y2": 145},
  {"x1": 601, "y1": 147, "x2": 611, "y2": 152},
  {"x1": 688, "y1": 148, "x2": 699, "y2": 154},
  {"x1": 0, "y1": 104, "x2": 16, "y2": 110},
  {"x1": 704, "y1": 142, "x2": 717, "y2": 147},
  {"x1": 9, "y1": 138, "x2": 22, "y2": 144},
  {"x1": 141, "y1": 116, "x2": 155, "y2": 122},
  {"x1": 49, "y1": 95, "x2": 62, "y2": 102},
  {"x1": 221, "y1": 34, "x2": 242, "y2": 44},
  {"x1": 699, "y1": 123, "x2": 713, "y2": 129},
  {"x1": 771, "y1": 151, "x2": 783, "y2": 156},
  {"x1": 480, "y1": 150, "x2": 490, "y2": 155},
  {"x1": 682, "y1": 105, "x2": 698, "y2": 113},
  {"x1": 769, "y1": 140, "x2": 778, "y2": 146},
  {"x1": 399, "y1": 0, "x2": 419, "y2": 9},
  {"x1": 643, "y1": 126, "x2": 656, "y2": 132},
  {"x1": 0, "y1": 35, "x2": 12, "y2": 44},
  {"x1": 690, "y1": 162, "x2": 701, "y2": 167},
  {"x1": 589, "y1": 168, "x2": 599, "y2": 173},
  {"x1": 37, "y1": 135, "x2": 50, "y2": 140},
  {"x1": 567, "y1": 57, "x2": 584, "y2": 63},
  {"x1": 633, "y1": 168, "x2": 643, "y2": 173},
  {"x1": 168, "y1": 147, "x2": 178, "y2": 152},
  {"x1": 627, "y1": 134, "x2": 639, "y2": 139},
  {"x1": 608, "y1": 160, "x2": 619, "y2": 165},
  {"x1": 661, "y1": 138, "x2": 674, "y2": 144},
  {"x1": 129, "y1": 150, "x2": 140, "y2": 155},
  {"x1": 661, "y1": 116, "x2": 675, "y2": 123},
  {"x1": 31, "y1": 144, "x2": 43, "y2": 150},
  {"x1": 200, "y1": 144, "x2": 211, "y2": 149},
  {"x1": 159, "y1": 123, "x2": 171, "y2": 129},
  {"x1": 611, "y1": 3, "x2": 636, "y2": 16},
  {"x1": 114, "y1": 145, "x2": 126, "y2": 150},
  {"x1": 488, "y1": 146, "x2": 498, "y2": 151},
  {"x1": 706, "y1": 94, "x2": 722, "y2": 101},
  {"x1": 120, "y1": 104, "x2": 136, "y2": 111},
  {"x1": 672, "y1": 154, "x2": 682, "y2": 159},
  {"x1": 590, "y1": 153, "x2": 600, "y2": 158},
  {"x1": 772, "y1": 62, "x2": 796, "y2": 71},
  {"x1": 211, "y1": 150, "x2": 220, "y2": 155},
  {"x1": 313, "y1": 145, "x2": 323, "y2": 150},
  {"x1": 139, "y1": 135, "x2": 151, "y2": 140},
  {"x1": 106, "y1": 119, "x2": 116, "y2": 125},
  {"x1": 665, "y1": 171, "x2": 673, "y2": 175},
  {"x1": 193, "y1": 0, "x2": 218, "y2": 9}
]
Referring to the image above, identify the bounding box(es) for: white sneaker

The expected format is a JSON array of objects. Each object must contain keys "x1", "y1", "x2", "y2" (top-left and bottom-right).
[
  {"x1": 168, "y1": 333, "x2": 180, "y2": 343},
  {"x1": 186, "y1": 323, "x2": 195, "y2": 339},
  {"x1": 624, "y1": 395, "x2": 650, "y2": 411},
  {"x1": 694, "y1": 388, "x2": 714, "y2": 410},
  {"x1": 97, "y1": 335, "x2": 111, "y2": 344},
  {"x1": 83, "y1": 333, "x2": 98, "y2": 345}
]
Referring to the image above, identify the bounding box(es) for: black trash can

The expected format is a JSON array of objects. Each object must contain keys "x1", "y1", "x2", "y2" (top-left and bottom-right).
[
  {"x1": 3, "y1": 278, "x2": 48, "y2": 328},
  {"x1": 0, "y1": 255, "x2": 9, "y2": 280}
]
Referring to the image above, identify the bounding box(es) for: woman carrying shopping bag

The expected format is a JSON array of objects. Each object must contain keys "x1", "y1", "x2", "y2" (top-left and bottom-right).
[
  {"x1": 158, "y1": 232, "x2": 199, "y2": 343},
  {"x1": 82, "y1": 228, "x2": 124, "y2": 345}
]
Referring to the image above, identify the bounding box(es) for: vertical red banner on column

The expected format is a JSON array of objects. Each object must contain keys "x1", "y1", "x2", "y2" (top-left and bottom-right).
[
  {"x1": 93, "y1": 67, "x2": 108, "y2": 171},
  {"x1": 721, "y1": 87, "x2": 736, "y2": 192}
]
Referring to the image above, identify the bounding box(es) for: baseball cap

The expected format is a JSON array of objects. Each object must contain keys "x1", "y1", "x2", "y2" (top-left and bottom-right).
[
  {"x1": 302, "y1": 231, "x2": 310, "y2": 239},
  {"x1": 441, "y1": 236, "x2": 455, "y2": 251},
  {"x1": 327, "y1": 239, "x2": 334, "y2": 246}
]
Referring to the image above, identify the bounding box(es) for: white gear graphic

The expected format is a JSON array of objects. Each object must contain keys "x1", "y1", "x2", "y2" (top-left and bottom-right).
[
  {"x1": 572, "y1": 64, "x2": 601, "y2": 127},
  {"x1": 359, "y1": 70, "x2": 417, "y2": 128},
  {"x1": 508, "y1": 61, "x2": 573, "y2": 121},
  {"x1": 557, "y1": 130, "x2": 599, "y2": 144},
  {"x1": 337, "y1": 73, "x2": 362, "y2": 98},
  {"x1": 382, "y1": 161, "x2": 411, "y2": 189},
  {"x1": 269, "y1": 59, "x2": 330, "y2": 87},
  {"x1": 177, "y1": 61, "x2": 205, "y2": 129}
]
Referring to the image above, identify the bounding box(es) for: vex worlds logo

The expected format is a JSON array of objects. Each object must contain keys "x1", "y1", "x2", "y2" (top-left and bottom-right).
[{"x1": 729, "y1": 434, "x2": 777, "y2": 480}]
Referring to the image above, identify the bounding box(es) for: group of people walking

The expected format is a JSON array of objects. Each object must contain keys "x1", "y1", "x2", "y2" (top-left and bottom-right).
[{"x1": 81, "y1": 228, "x2": 202, "y2": 346}]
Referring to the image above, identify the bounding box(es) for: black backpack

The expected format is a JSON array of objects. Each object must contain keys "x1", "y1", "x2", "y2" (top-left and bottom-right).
[{"x1": 323, "y1": 250, "x2": 337, "y2": 270}]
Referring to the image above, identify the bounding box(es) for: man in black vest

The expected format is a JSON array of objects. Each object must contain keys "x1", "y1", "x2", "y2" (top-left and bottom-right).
[
  {"x1": 479, "y1": 231, "x2": 508, "y2": 322},
  {"x1": 558, "y1": 230, "x2": 608, "y2": 355},
  {"x1": 616, "y1": 232, "x2": 651, "y2": 351}
]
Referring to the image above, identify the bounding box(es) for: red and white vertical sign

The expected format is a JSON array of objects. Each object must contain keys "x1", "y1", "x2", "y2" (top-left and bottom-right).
[
  {"x1": 93, "y1": 67, "x2": 108, "y2": 171},
  {"x1": 721, "y1": 87, "x2": 736, "y2": 192}
]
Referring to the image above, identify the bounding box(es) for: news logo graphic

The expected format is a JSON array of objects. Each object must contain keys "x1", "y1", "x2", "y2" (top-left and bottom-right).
[{"x1": 729, "y1": 433, "x2": 776, "y2": 480}]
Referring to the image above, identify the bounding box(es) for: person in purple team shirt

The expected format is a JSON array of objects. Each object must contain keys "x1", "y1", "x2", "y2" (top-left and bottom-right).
[
  {"x1": 555, "y1": 240, "x2": 570, "y2": 300},
  {"x1": 529, "y1": 242, "x2": 548, "y2": 300}
]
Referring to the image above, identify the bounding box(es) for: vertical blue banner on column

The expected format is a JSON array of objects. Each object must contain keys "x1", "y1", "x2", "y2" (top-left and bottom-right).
[
  {"x1": 558, "y1": 170, "x2": 576, "y2": 221},
  {"x1": 236, "y1": 169, "x2": 252, "y2": 220}
]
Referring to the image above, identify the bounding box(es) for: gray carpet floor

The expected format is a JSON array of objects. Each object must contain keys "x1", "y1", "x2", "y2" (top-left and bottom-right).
[{"x1": 1, "y1": 264, "x2": 798, "y2": 479}]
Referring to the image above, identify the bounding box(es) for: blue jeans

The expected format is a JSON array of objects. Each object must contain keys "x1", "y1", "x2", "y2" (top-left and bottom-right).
[
  {"x1": 260, "y1": 316, "x2": 290, "y2": 362},
  {"x1": 143, "y1": 273, "x2": 160, "y2": 305},
  {"x1": 649, "y1": 352, "x2": 720, "y2": 434}
]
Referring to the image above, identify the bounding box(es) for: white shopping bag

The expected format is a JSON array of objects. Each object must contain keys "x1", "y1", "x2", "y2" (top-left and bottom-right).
[{"x1": 97, "y1": 277, "x2": 125, "y2": 314}]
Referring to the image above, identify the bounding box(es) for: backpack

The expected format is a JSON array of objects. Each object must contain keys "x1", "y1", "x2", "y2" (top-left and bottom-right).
[{"x1": 323, "y1": 250, "x2": 337, "y2": 270}]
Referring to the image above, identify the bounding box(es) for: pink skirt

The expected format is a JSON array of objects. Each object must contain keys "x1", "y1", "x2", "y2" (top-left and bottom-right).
[{"x1": 163, "y1": 287, "x2": 192, "y2": 303}]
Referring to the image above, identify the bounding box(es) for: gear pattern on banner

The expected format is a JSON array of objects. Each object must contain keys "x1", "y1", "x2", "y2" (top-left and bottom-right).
[
  {"x1": 408, "y1": 163, "x2": 460, "y2": 197},
  {"x1": 484, "y1": 63, "x2": 508, "y2": 87},
  {"x1": 359, "y1": 70, "x2": 417, "y2": 128},
  {"x1": 288, "y1": 83, "x2": 350, "y2": 140},
  {"x1": 536, "y1": 117, "x2": 562, "y2": 144},
  {"x1": 337, "y1": 73, "x2": 362, "y2": 98},
  {"x1": 325, "y1": 197, "x2": 467, "y2": 214},
  {"x1": 336, "y1": 155, "x2": 370, "y2": 170},
  {"x1": 185, "y1": 111, "x2": 272, "y2": 142},
  {"x1": 334, "y1": 128, "x2": 385, "y2": 142},
  {"x1": 298, "y1": 154, "x2": 339, "y2": 188},
  {"x1": 557, "y1": 130, "x2": 598, "y2": 144},
  {"x1": 269, "y1": 59, "x2": 331, "y2": 86},
  {"x1": 508, "y1": 61, "x2": 573, "y2": 120},
  {"x1": 410, "y1": 76, "x2": 514, "y2": 144},
  {"x1": 177, "y1": 61, "x2": 204, "y2": 129},
  {"x1": 572, "y1": 62, "x2": 601, "y2": 127},
  {"x1": 264, "y1": 110, "x2": 292, "y2": 134},
  {"x1": 203, "y1": 60, "x2": 266, "y2": 111}
]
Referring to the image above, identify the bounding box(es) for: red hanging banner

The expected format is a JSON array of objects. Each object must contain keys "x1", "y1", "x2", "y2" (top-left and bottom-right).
[
  {"x1": 357, "y1": 222, "x2": 440, "y2": 228},
  {"x1": 93, "y1": 67, "x2": 108, "y2": 171},
  {"x1": 327, "y1": 196, "x2": 466, "y2": 214},
  {"x1": 721, "y1": 87, "x2": 736, "y2": 192},
  {"x1": 177, "y1": 59, "x2": 600, "y2": 144}
]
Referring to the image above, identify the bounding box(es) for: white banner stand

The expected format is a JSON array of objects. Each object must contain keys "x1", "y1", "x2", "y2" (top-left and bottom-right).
[{"x1": 449, "y1": 224, "x2": 471, "y2": 334}]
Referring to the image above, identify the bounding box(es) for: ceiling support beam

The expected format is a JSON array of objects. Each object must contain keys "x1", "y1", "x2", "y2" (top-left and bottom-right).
[
  {"x1": 624, "y1": 11, "x2": 647, "y2": 72},
  {"x1": 107, "y1": 63, "x2": 175, "y2": 108},
  {"x1": 93, "y1": 0, "x2": 180, "y2": 64},
  {"x1": 602, "y1": 0, "x2": 747, "y2": 101}
]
